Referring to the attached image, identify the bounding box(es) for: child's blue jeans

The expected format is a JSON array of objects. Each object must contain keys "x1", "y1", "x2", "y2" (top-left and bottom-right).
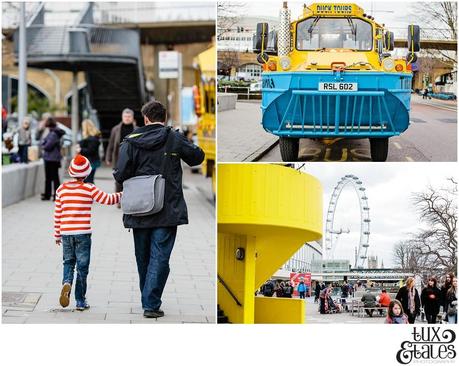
[{"x1": 62, "y1": 234, "x2": 92, "y2": 303}]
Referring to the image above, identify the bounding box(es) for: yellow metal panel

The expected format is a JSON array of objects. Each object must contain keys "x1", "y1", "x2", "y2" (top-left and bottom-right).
[
  {"x1": 218, "y1": 164, "x2": 322, "y2": 235},
  {"x1": 255, "y1": 296, "x2": 305, "y2": 324},
  {"x1": 217, "y1": 164, "x2": 323, "y2": 323},
  {"x1": 218, "y1": 233, "x2": 256, "y2": 324}
]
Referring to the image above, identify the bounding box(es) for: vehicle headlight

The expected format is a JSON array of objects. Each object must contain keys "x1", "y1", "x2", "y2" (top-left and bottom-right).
[
  {"x1": 279, "y1": 56, "x2": 291, "y2": 71},
  {"x1": 382, "y1": 57, "x2": 395, "y2": 71}
]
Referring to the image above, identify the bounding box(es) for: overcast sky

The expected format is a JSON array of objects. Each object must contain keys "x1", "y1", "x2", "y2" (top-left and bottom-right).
[
  {"x1": 299, "y1": 163, "x2": 457, "y2": 268},
  {"x1": 227, "y1": 1, "x2": 437, "y2": 34}
]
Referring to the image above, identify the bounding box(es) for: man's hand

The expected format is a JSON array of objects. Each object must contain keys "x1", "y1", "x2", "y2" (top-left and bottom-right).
[
  {"x1": 105, "y1": 159, "x2": 111, "y2": 166},
  {"x1": 55, "y1": 238, "x2": 61, "y2": 246}
]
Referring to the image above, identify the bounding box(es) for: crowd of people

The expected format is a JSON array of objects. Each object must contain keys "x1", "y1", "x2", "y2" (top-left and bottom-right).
[
  {"x1": 259, "y1": 280, "x2": 297, "y2": 298},
  {"x1": 3, "y1": 109, "x2": 133, "y2": 201},
  {"x1": 258, "y1": 273, "x2": 457, "y2": 324}
]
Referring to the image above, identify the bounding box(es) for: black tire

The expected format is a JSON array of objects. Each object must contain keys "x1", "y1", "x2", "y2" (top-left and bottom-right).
[
  {"x1": 279, "y1": 137, "x2": 299, "y2": 161},
  {"x1": 369, "y1": 138, "x2": 389, "y2": 162}
]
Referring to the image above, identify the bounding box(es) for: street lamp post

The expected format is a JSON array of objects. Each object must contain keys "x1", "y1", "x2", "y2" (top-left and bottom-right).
[
  {"x1": 71, "y1": 71, "x2": 79, "y2": 149},
  {"x1": 18, "y1": 2, "x2": 27, "y2": 124}
]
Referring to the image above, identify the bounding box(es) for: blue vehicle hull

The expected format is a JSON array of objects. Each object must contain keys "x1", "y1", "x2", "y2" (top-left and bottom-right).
[{"x1": 261, "y1": 71, "x2": 412, "y2": 138}]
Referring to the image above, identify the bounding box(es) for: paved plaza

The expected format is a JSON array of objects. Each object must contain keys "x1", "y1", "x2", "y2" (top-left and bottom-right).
[
  {"x1": 217, "y1": 100, "x2": 278, "y2": 162},
  {"x1": 2, "y1": 166, "x2": 215, "y2": 324}
]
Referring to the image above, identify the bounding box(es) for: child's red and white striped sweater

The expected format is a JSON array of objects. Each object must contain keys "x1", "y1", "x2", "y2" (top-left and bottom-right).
[{"x1": 54, "y1": 181, "x2": 122, "y2": 239}]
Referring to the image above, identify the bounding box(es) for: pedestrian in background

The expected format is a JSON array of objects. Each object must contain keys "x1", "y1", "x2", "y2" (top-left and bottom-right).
[
  {"x1": 421, "y1": 277, "x2": 441, "y2": 324},
  {"x1": 41, "y1": 117, "x2": 65, "y2": 201},
  {"x1": 361, "y1": 289, "x2": 378, "y2": 317},
  {"x1": 275, "y1": 282, "x2": 284, "y2": 298},
  {"x1": 17, "y1": 117, "x2": 32, "y2": 163},
  {"x1": 396, "y1": 277, "x2": 421, "y2": 324},
  {"x1": 54, "y1": 154, "x2": 122, "y2": 310},
  {"x1": 445, "y1": 277, "x2": 457, "y2": 324},
  {"x1": 77, "y1": 119, "x2": 101, "y2": 184},
  {"x1": 284, "y1": 282, "x2": 293, "y2": 298},
  {"x1": 422, "y1": 88, "x2": 429, "y2": 100},
  {"x1": 441, "y1": 272, "x2": 454, "y2": 313},
  {"x1": 385, "y1": 299, "x2": 409, "y2": 324},
  {"x1": 313, "y1": 282, "x2": 320, "y2": 303},
  {"x1": 341, "y1": 281, "x2": 349, "y2": 299},
  {"x1": 262, "y1": 280, "x2": 275, "y2": 297},
  {"x1": 114, "y1": 100, "x2": 204, "y2": 318},
  {"x1": 35, "y1": 113, "x2": 52, "y2": 150},
  {"x1": 378, "y1": 289, "x2": 391, "y2": 308},
  {"x1": 106, "y1": 108, "x2": 136, "y2": 195},
  {"x1": 297, "y1": 281, "x2": 306, "y2": 299},
  {"x1": 319, "y1": 284, "x2": 332, "y2": 314}
]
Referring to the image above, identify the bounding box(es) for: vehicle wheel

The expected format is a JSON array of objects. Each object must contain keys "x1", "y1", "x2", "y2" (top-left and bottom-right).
[
  {"x1": 369, "y1": 138, "x2": 389, "y2": 162},
  {"x1": 279, "y1": 137, "x2": 299, "y2": 161}
]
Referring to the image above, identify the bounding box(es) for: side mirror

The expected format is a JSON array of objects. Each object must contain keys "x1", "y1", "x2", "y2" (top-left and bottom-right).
[
  {"x1": 384, "y1": 31, "x2": 394, "y2": 51},
  {"x1": 407, "y1": 24, "x2": 420, "y2": 52},
  {"x1": 266, "y1": 30, "x2": 278, "y2": 55},
  {"x1": 254, "y1": 22, "x2": 269, "y2": 63}
]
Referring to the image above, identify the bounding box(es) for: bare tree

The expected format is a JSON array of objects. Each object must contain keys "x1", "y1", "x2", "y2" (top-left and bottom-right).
[
  {"x1": 392, "y1": 178, "x2": 457, "y2": 280},
  {"x1": 411, "y1": 2, "x2": 457, "y2": 64},
  {"x1": 393, "y1": 240, "x2": 433, "y2": 278},
  {"x1": 217, "y1": 49, "x2": 240, "y2": 76},
  {"x1": 410, "y1": 178, "x2": 457, "y2": 274},
  {"x1": 393, "y1": 241, "x2": 411, "y2": 269},
  {"x1": 217, "y1": 2, "x2": 246, "y2": 39}
]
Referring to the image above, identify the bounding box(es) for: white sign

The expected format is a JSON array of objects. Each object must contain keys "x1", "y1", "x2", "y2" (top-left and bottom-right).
[{"x1": 159, "y1": 51, "x2": 179, "y2": 79}]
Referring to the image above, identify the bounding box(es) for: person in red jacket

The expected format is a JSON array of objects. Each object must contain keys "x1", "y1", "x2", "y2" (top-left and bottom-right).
[{"x1": 379, "y1": 289, "x2": 391, "y2": 307}]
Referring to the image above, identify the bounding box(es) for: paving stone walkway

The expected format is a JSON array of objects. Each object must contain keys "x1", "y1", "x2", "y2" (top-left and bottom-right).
[{"x1": 2, "y1": 166, "x2": 215, "y2": 324}]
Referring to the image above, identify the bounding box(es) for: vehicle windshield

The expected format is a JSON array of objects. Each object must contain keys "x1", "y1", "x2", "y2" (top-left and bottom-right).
[{"x1": 296, "y1": 17, "x2": 373, "y2": 51}]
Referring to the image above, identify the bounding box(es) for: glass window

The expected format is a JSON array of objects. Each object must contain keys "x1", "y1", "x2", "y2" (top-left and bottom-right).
[
  {"x1": 296, "y1": 17, "x2": 372, "y2": 51},
  {"x1": 238, "y1": 63, "x2": 262, "y2": 79}
]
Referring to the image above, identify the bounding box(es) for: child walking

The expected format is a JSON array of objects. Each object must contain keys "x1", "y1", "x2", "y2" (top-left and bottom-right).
[{"x1": 54, "y1": 154, "x2": 122, "y2": 310}]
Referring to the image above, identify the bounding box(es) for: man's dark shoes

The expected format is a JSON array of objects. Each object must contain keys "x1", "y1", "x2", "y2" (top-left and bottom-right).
[{"x1": 143, "y1": 309, "x2": 165, "y2": 318}]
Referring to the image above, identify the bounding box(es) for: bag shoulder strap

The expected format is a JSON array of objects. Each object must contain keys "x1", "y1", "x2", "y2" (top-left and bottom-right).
[{"x1": 159, "y1": 127, "x2": 175, "y2": 176}]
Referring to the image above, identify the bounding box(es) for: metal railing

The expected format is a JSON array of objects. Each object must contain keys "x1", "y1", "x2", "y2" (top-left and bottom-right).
[
  {"x1": 273, "y1": 91, "x2": 400, "y2": 137},
  {"x1": 218, "y1": 85, "x2": 261, "y2": 100},
  {"x1": 15, "y1": 24, "x2": 141, "y2": 59},
  {"x1": 93, "y1": 2, "x2": 215, "y2": 25},
  {"x1": 217, "y1": 275, "x2": 242, "y2": 307}
]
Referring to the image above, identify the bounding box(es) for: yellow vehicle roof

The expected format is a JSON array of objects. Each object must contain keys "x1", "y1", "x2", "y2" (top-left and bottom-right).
[{"x1": 195, "y1": 46, "x2": 216, "y2": 78}]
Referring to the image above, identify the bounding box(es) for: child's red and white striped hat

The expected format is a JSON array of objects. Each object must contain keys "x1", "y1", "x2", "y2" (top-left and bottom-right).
[{"x1": 68, "y1": 154, "x2": 92, "y2": 178}]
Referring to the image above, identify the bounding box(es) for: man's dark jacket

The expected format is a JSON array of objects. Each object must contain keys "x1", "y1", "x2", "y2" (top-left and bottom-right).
[{"x1": 113, "y1": 124, "x2": 205, "y2": 228}]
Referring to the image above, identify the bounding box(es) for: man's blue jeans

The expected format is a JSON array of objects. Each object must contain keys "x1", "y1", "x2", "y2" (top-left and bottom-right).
[
  {"x1": 62, "y1": 234, "x2": 91, "y2": 303},
  {"x1": 132, "y1": 227, "x2": 177, "y2": 311}
]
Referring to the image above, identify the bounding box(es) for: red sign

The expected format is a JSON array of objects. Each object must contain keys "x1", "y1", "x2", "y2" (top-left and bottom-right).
[{"x1": 290, "y1": 272, "x2": 312, "y2": 296}]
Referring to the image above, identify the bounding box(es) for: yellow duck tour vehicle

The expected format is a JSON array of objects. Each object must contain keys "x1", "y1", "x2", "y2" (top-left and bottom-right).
[
  {"x1": 194, "y1": 44, "x2": 216, "y2": 194},
  {"x1": 254, "y1": 2, "x2": 420, "y2": 161}
]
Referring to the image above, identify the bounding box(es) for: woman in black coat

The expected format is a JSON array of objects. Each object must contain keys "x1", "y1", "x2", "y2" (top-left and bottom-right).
[
  {"x1": 396, "y1": 277, "x2": 421, "y2": 324},
  {"x1": 440, "y1": 272, "x2": 454, "y2": 310},
  {"x1": 421, "y1": 277, "x2": 441, "y2": 324},
  {"x1": 77, "y1": 119, "x2": 101, "y2": 184}
]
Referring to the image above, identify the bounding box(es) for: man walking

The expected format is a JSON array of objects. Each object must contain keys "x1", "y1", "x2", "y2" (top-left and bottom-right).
[
  {"x1": 106, "y1": 108, "x2": 136, "y2": 194},
  {"x1": 113, "y1": 100, "x2": 204, "y2": 318}
]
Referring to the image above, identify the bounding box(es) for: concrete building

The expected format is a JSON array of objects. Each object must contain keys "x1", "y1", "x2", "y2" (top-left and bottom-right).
[
  {"x1": 273, "y1": 241, "x2": 322, "y2": 280},
  {"x1": 368, "y1": 255, "x2": 379, "y2": 269},
  {"x1": 2, "y1": 2, "x2": 215, "y2": 130},
  {"x1": 217, "y1": 16, "x2": 277, "y2": 80}
]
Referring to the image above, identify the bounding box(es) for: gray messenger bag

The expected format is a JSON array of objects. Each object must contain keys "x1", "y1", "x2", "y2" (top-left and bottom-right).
[{"x1": 121, "y1": 128, "x2": 173, "y2": 216}]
